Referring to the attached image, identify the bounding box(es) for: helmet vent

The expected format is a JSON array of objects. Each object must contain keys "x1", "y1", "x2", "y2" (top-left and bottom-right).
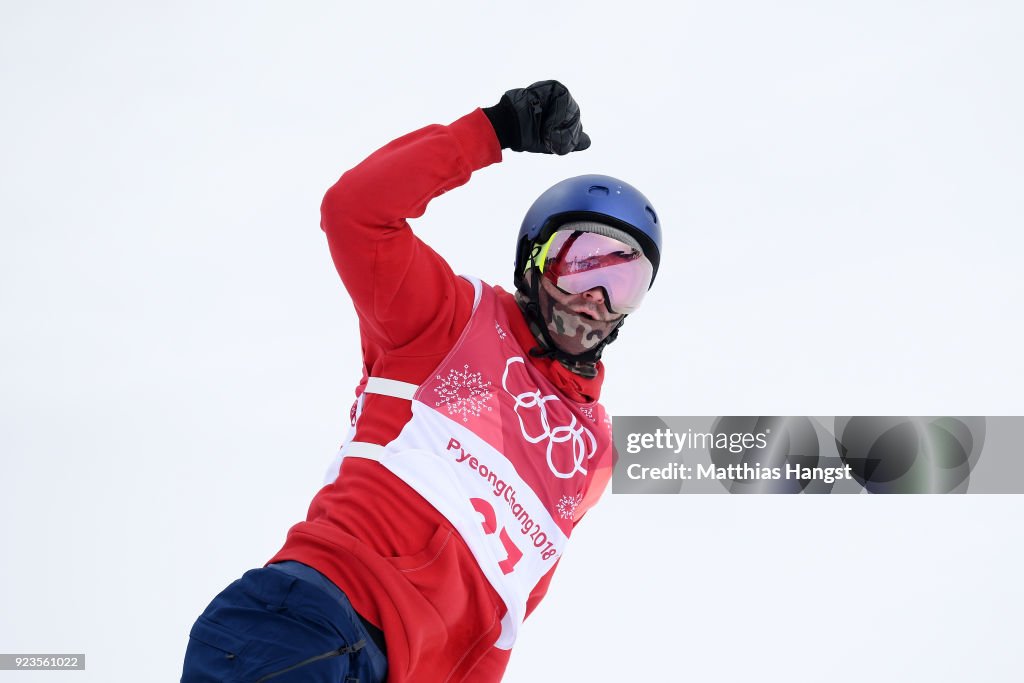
[
  {"x1": 645, "y1": 206, "x2": 658, "y2": 224},
  {"x1": 587, "y1": 185, "x2": 610, "y2": 196}
]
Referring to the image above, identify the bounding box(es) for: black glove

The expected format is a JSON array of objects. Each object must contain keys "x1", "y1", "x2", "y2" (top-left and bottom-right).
[{"x1": 483, "y1": 80, "x2": 591, "y2": 155}]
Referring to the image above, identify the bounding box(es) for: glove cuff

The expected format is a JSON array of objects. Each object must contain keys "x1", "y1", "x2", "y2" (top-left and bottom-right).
[{"x1": 482, "y1": 94, "x2": 521, "y2": 151}]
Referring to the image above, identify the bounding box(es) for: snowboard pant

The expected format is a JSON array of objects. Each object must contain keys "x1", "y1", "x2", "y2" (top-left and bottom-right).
[{"x1": 181, "y1": 561, "x2": 388, "y2": 682}]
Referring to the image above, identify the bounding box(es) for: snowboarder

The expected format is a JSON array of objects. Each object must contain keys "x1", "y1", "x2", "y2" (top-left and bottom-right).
[{"x1": 181, "y1": 80, "x2": 663, "y2": 682}]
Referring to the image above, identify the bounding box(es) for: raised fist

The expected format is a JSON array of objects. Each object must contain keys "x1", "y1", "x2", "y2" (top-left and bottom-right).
[{"x1": 484, "y1": 80, "x2": 591, "y2": 155}]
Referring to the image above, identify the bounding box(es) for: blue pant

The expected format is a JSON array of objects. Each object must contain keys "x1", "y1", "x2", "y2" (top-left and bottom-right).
[{"x1": 181, "y1": 562, "x2": 388, "y2": 682}]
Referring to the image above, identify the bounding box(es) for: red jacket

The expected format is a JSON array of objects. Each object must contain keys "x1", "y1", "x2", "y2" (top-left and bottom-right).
[{"x1": 268, "y1": 109, "x2": 609, "y2": 682}]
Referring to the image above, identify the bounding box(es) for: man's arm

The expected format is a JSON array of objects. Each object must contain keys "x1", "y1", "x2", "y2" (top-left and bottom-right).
[
  {"x1": 320, "y1": 81, "x2": 591, "y2": 351},
  {"x1": 320, "y1": 110, "x2": 501, "y2": 350}
]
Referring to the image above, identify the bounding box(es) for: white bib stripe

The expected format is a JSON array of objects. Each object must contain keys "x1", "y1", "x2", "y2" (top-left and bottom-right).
[
  {"x1": 364, "y1": 377, "x2": 419, "y2": 400},
  {"x1": 344, "y1": 441, "x2": 386, "y2": 461}
]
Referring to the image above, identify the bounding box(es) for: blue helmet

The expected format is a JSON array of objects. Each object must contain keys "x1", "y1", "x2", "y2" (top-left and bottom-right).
[{"x1": 514, "y1": 174, "x2": 662, "y2": 294}]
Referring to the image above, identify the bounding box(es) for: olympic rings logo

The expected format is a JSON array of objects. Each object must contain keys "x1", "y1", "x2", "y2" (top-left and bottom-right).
[{"x1": 501, "y1": 357, "x2": 597, "y2": 479}]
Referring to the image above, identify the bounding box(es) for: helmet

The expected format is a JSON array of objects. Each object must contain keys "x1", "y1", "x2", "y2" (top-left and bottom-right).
[
  {"x1": 514, "y1": 174, "x2": 662, "y2": 294},
  {"x1": 513, "y1": 175, "x2": 663, "y2": 367}
]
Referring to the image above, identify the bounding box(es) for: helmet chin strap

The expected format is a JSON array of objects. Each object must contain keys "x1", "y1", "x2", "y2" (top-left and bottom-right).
[{"x1": 515, "y1": 271, "x2": 625, "y2": 377}]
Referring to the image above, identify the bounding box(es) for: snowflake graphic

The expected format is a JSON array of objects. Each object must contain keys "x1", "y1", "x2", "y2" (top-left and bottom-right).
[
  {"x1": 579, "y1": 406, "x2": 594, "y2": 421},
  {"x1": 556, "y1": 493, "x2": 583, "y2": 520},
  {"x1": 434, "y1": 364, "x2": 494, "y2": 422},
  {"x1": 494, "y1": 321, "x2": 507, "y2": 340}
]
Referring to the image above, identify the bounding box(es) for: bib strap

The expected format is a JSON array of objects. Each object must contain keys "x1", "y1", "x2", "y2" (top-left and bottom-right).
[
  {"x1": 363, "y1": 377, "x2": 418, "y2": 401},
  {"x1": 344, "y1": 441, "x2": 386, "y2": 461}
]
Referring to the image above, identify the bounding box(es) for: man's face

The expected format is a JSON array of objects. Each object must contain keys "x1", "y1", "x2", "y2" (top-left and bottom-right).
[
  {"x1": 537, "y1": 272, "x2": 624, "y2": 323},
  {"x1": 528, "y1": 268, "x2": 625, "y2": 356}
]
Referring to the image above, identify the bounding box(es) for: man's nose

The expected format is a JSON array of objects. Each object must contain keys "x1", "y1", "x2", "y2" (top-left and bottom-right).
[{"x1": 582, "y1": 287, "x2": 606, "y2": 304}]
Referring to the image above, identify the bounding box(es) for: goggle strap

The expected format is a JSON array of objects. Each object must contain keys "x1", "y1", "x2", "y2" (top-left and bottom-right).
[{"x1": 533, "y1": 232, "x2": 559, "y2": 273}]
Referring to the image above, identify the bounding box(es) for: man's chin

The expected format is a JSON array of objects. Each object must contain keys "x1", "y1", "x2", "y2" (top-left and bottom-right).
[{"x1": 547, "y1": 333, "x2": 601, "y2": 357}]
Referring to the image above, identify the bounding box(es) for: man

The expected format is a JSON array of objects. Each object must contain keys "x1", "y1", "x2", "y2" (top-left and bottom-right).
[{"x1": 182, "y1": 81, "x2": 663, "y2": 682}]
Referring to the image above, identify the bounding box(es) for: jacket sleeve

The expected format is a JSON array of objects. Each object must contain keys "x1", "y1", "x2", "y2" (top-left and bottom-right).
[{"x1": 320, "y1": 109, "x2": 503, "y2": 350}]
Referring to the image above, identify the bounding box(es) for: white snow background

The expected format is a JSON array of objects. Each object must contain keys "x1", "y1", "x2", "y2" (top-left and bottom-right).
[{"x1": 1, "y1": 1, "x2": 1022, "y2": 681}]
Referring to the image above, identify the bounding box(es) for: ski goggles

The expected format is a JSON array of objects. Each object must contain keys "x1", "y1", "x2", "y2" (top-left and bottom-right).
[{"x1": 536, "y1": 229, "x2": 654, "y2": 315}]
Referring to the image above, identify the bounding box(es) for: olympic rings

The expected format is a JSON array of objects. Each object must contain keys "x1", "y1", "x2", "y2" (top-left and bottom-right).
[{"x1": 502, "y1": 357, "x2": 597, "y2": 479}]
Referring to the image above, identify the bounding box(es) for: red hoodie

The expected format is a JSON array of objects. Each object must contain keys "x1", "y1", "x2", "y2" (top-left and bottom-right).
[{"x1": 267, "y1": 109, "x2": 611, "y2": 682}]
